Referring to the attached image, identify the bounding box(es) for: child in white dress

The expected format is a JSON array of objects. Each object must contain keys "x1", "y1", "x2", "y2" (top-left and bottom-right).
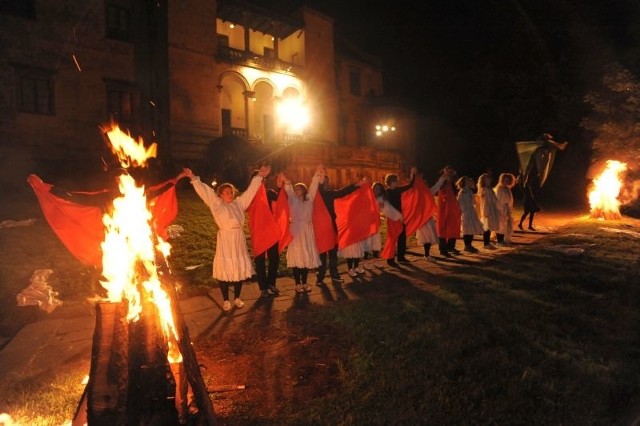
[
  {"x1": 494, "y1": 173, "x2": 516, "y2": 246},
  {"x1": 283, "y1": 166, "x2": 324, "y2": 293},
  {"x1": 184, "y1": 165, "x2": 271, "y2": 311},
  {"x1": 456, "y1": 176, "x2": 484, "y2": 253},
  {"x1": 477, "y1": 173, "x2": 500, "y2": 250}
]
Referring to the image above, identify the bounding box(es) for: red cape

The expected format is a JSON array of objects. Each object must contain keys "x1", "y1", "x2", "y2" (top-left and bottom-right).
[
  {"x1": 401, "y1": 177, "x2": 435, "y2": 236},
  {"x1": 381, "y1": 218, "x2": 404, "y2": 259},
  {"x1": 436, "y1": 182, "x2": 462, "y2": 239},
  {"x1": 313, "y1": 194, "x2": 336, "y2": 253},
  {"x1": 335, "y1": 185, "x2": 379, "y2": 249},
  {"x1": 274, "y1": 188, "x2": 293, "y2": 253},
  {"x1": 247, "y1": 184, "x2": 281, "y2": 257},
  {"x1": 28, "y1": 174, "x2": 181, "y2": 268}
]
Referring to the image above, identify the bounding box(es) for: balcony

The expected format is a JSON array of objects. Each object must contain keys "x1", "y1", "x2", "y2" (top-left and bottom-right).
[
  {"x1": 216, "y1": 45, "x2": 304, "y2": 75},
  {"x1": 222, "y1": 126, "x2": 248, "y2": 139}
]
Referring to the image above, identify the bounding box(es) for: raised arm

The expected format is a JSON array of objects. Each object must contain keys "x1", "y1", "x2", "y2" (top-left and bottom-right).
[
  {"x1": 183, "y1": 168, "x2": 221, "y2": 210},
  {"x1": 307, "y1": 164, "x2": 325, "y2": 202},
  {"x1": 236, "y1": 165, "x2": 271, "y2": 210},
  {"x1": 430, "y1": 176, "x2": 445, "y2": 195},
  {"x1": 397, "y1": 167, "x2": 417, "y2": 194}
]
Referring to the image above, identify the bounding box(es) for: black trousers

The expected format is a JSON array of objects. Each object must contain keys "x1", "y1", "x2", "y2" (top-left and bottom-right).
[
  {"x1": 255, "y1": 242, "x2": 279, "y2": 290},
  {"x1": 293, "y1": 267, "x2": 309, "y2": 284},
  {"x1": 317, "y1": 244, "x2": 339, "y2": 281},
  {"x1": 219, "y1": 281, "x2": 242, "y2": 301},
  {"x1": 397, "y1": 226, "x2": 407, "y2": 258},
  {"x1": 439, "y1": 237, "x2": 456, "y2": 253}
]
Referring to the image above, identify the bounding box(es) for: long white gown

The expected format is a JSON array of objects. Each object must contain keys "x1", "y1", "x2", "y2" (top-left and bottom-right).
[
  {"x1": 285, "y1": 174, "x2": 322, "y2": 268},
  {"x1": 495, "y1": 184, "x2": 514, "y2": 241},
  {"x1": 478, "y1": 185, "x2": 500, "y2": 232},
  {"x1": 190, "y1": 175, "x2": 263, "y2": 282},
  {"x1": 457, "y1": 187, "x2": 484, "y2": 236}
]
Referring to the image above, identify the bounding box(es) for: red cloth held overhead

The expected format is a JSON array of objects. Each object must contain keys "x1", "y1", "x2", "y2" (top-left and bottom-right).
[
  {"x1": 28, "y1": 174, "x2": 182, "y2": 268},
  {"x1": 247, "y1": 184, "x2": 281, "y2": 257},
  {"x1": 334, "y1": 185, "x2": 379, "y2": 250},
  {"x1": 274, "y1": 188, "x2": 292, "y2": 253},
  {"x1": 313, "y1": 194, "x2": 336, "y2": 253},
  {"x1": 380, "y1": 218, "x2": 404, "y2": 260},
  {"x1": 28, "y1": 174, "x2": 105, "y2": 267},
  {"x1": 401, "y1": 177, "x2": 436, "y2": 236}
]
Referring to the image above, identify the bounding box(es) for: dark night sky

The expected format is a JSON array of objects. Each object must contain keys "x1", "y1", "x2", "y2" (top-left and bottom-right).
[{"x1": 245, "y1": 0, "x2": 640, "y2": 199}]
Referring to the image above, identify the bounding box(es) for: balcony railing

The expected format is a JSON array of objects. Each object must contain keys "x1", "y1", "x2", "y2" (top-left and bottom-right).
[
  {"x1": 216, "y1": 46, "x2": 304, "y2": 75},
  {"x1": 222, "y1": 126, "x2": 248, "y2": 139}
]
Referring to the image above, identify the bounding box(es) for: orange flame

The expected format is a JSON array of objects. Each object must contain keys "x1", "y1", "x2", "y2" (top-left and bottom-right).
[
  {"x1": 588, "y1": 160, "x2": 627, "y2": 220},
  {"x1": 104, "y1": 124, "x2": 157, "y2": 168},
  {"x1": 100, "y1": 126, "x2": 182, "y2": 363}
]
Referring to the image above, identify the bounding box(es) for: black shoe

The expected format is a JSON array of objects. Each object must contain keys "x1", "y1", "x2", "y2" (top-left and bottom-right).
[
  {"x1": 397, "y1": 257, "x2": 410, "y2": 263},
  {"x1": 260, "y1": 289, "x2": 271, "y2": 298},
  {"x1": 528, "y1": 226, "x2": 536, "y2": 231},
  {"x1": 464, "y1": 246, "x2": 479, "y2": 253},
  {"x1": 440, "y1": 251, "x2": 452, "y2": 258},
  {"x1": 517, "y1": 223, "x2": 524, "y2": 231},
  {"x1": 450, "y1": 248, "x2": 461, "y2": 255},
  {"x1": 387, "y1": 259, "x2": 399, "y2": 267},
  {"x1": 267, "y1": 285, "x2": 279, "y2": 295}
]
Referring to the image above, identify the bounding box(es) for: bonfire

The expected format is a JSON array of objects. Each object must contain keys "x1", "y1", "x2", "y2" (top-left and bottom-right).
[{"x1": 588, "y1": 160, "x2": 628, "y2": 220}]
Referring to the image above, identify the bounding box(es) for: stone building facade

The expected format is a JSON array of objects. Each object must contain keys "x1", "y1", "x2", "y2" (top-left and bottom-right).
[{"x1": 0, "y1": 0, "x2": 416, "y2": 190}]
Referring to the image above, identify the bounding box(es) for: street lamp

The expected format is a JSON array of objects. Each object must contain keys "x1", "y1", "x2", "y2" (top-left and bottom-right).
[{"x1": 375, "y1": 122, "x2": 396, "y2": 137}]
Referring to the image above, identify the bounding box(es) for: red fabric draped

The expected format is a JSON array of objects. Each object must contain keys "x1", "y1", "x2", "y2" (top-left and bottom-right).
[
  {"x1": 335, "y1": 185, "x2": 379, "y2": 249},
  {"x1": 313, "y1": 193, "x2": 336, "y2": 253},
  {"x1": 274, "y1": 188, "x2": 292, "y2": 253},
  {"x1": 247, "y1": 184, "x2": 281, "y2": 257},
  {"x1": 401, "y1": 177, "x2": 436, "y2": 236},
  {"x1": 28, "y1": 174, "x2": 182, "y2": 268},
  {"x1": 148, "y1": 177, "x2": 179, "y2": 241},
  {"x1": 380, "y1": 218, "x2": 404, "y2": 259},
  {"x1": 28, "y1": 175, "x2": 105, "y2": 267},
  {"x1": 436, "y1": 182, "x2": 462, "y2": 239}
]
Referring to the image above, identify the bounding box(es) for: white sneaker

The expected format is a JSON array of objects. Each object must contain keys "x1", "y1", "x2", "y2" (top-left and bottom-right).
[
  {"x1": 295, "y1": 284, "x2": 305, "y2": 293},
  {"x1": 496, "y1": 242, "x2": 509, "y2": 248},
  {"x1": 484, "y1": 244, "x2": 497, "y2": 250},
  {"x1": 348, "y1": 269, "x2": 357, "y2": 277},
  {"x1": 303, "y1": 283, "x2": 311, "y2": 292},
  {"x1": 223, "y1": 301, "x2": 231, "y2": 311},
  {"x1": 234, "y1": 298, "x2": 245, "y2": 308},
  {"x1": 355, "y1": 267, "x2": 365, "y2": 274},
  {"x1": 424, "y1": 255, "x2": 437, "y2": 263}
]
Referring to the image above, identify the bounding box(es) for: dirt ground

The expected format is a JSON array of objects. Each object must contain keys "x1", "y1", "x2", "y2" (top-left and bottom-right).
[
  {"x1": 195, "y1": 305, "x2": 350, "y2": 424},
  {"x1": 191, "y1": 209, "x2": 589, "y2": 424}
]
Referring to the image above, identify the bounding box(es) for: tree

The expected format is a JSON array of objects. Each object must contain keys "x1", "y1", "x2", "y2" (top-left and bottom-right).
[{"x1": 581, "y1": 63, "x2": 640, "y2": 167}]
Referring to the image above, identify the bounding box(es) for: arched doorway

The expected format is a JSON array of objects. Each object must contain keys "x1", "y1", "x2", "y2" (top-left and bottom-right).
[
  {"x1": 253, "y1": 81, "x2": 275, "y2": 144},
  {"x1": 219, "y1": 74, "x2": 247, "y2": 138}
]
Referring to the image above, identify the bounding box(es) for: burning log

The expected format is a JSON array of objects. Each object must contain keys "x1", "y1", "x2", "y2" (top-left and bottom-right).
[
  {"x1": 71, "y1": 124, "x2": 217, "y2": 425},
  {"x1": 589, "y1": 160, "x2": 627, "y2": 220}
]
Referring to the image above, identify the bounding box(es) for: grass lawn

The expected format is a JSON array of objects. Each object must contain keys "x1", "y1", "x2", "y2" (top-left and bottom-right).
[{"x1": 1, "y1": 188, "x2": 640, "y2": 424}]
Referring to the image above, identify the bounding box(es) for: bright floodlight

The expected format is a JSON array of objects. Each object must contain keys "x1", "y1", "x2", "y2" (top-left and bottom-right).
[
  {"x1": 277, "y1": 98, "x2": 309, "y2": 133},
  {"x1": 382, "y1": 125, "x2": 389, "y2": 132}
]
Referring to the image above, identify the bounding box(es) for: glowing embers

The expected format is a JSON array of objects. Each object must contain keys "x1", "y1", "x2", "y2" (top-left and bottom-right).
[{"x1": 588, "y1": 160, "x2": 628, "y2": 220}]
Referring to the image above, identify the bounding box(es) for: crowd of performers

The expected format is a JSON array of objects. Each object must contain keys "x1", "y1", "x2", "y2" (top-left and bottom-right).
[
  {"x1": 179, "y1": 163, "x2": 523, "y2": 312},
  {"x1": 27, "y1": 133, "x2": 565, "y2": 313}
]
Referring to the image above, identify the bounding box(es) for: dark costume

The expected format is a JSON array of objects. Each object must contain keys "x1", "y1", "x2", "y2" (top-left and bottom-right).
[
  {"x1": 316, "y1": 182, "x2": 359, "y2": 283},
  {"x1": 386, "y1": 176, "x2": 414, "y2": 262}
]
